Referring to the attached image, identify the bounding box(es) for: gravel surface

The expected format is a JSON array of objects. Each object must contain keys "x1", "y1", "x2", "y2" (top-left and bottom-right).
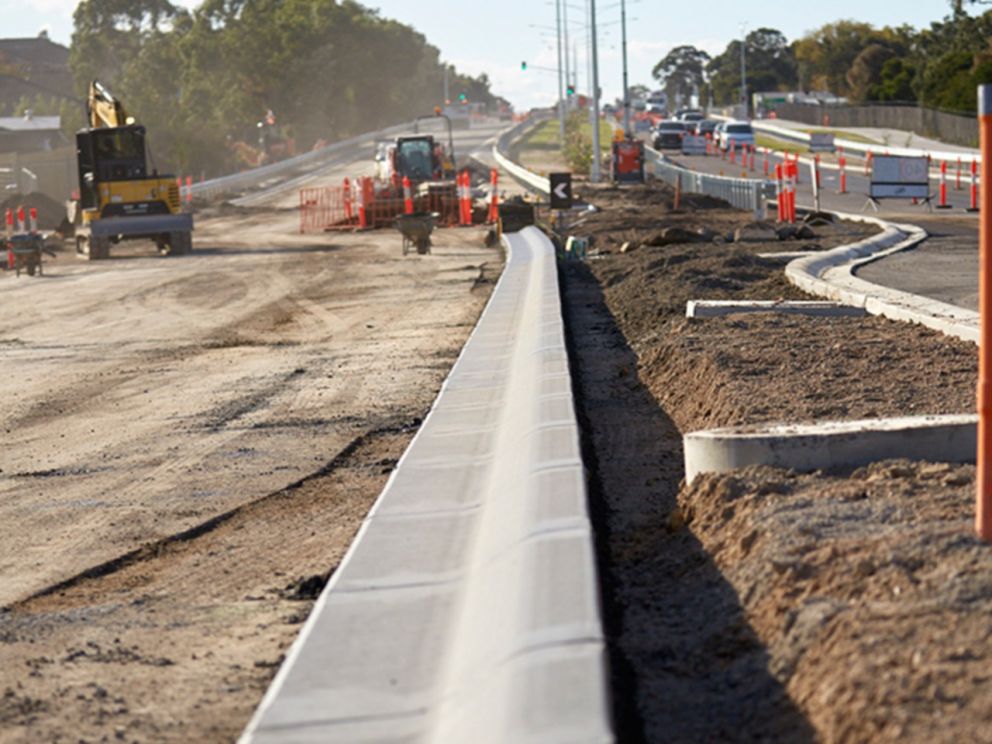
[
  {"x1": 562, "y1": 179, "x2": 983, "y2": 742},
  {"x1": 0, "y1": 176, "x2": 500, "y2": 740}
]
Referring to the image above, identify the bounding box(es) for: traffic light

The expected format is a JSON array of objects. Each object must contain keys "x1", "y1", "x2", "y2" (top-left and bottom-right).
[
  {"x1": 566, "y1": 83, "x2": 575, "y2": 96},
  {"x1": 521, "y1": 61, "x2": 528, "y2": 71},
  {"x1": 458, "y1": 93, "x2": 467, "y2": 102}
]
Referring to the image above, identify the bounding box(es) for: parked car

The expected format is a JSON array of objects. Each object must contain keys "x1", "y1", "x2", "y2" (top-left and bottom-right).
[
  {"x1": 718, "y1": 120, "x2": 756, "y2": 151},
  {"x1": 652, "y1": 120, "x2": 686, "y2": 149}
]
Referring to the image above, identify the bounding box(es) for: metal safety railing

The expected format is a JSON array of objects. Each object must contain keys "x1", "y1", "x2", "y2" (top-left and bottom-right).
[{"x1": 645, "y1": 146, "x2": 775, "y2": 219}]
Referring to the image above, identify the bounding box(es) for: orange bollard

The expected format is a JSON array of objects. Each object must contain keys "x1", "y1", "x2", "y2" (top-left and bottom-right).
[
  {"x1": 4, "y1": 207, "x2": 12, "y2": 237},
  {"x1": 977, "y1": 83, "x2": 992, "y2": 540},
  {"x1": 938, "y1": 161, "x2": 952, "y2": 209},
  {"x1": 838, "y1": 156, "x2": 847, "y2": 194},
  {"x1": 729, "y1": 141, "x2": 736, "y2": 166},
  {"x1": 458, "y1": 170, "x2": 472, "y2": 226},
  {"x1": 814, "y1": 154, "x2": 821, "y2": 188},
  {"x1": 749, "y1": 145, "x2": 756, "y2": 172},
  {"x1": 488, "y1": 168, "x2": 499, "y2": 224},
  {"x1": 356, "y1": 177, "x2": 368, "y2": 228},
  {"x1": 185, "y1": 175, "x2": 193, "y2": 204},
  {"x1": 970, "y1": 160, "x2": 980, "y2": 213},
  {"x1": 865, "y1": 151, "x2": 873, "y2": 177},
  {"x1": 16, "y1": 206, "x2": 25, "y2": 233},
  {"x1": 402, "y1": 176, "x2": 413, "y2": 215},
  {"x1": 29, "y1": 207, "x2": 37, "y2": 233},
  {"x1": 343, "y1": 177, "x2": 353, "y2": 221},
  {"x1": 775, "y1": 163, "x2": 785, "y2": 221},
  {"x1": 763, "y1": 147, "x2": 770, "y2": 177}
]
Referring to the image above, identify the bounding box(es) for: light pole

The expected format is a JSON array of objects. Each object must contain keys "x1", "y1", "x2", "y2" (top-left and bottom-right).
[
  {"x1": 443, "y1": 64, "x2": 450, "y2": 105},
  {"x1": 556, "y1": 0, "x2": 566, "y2": 142},
  {"x1": 589, "y1": 0, "x2": 602, "y2": 182},
  {"x1": 621, "y1": 0, "x2": 630, "y2": 136},
  {"x1": 563, "y1": 0, "x2": 570, "y2": 110},
  {"x1": 739, "y1": 23, "x2": 747, "y2": 118}
]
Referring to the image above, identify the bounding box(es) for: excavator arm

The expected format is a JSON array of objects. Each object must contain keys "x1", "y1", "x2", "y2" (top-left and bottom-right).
[{"x1": 87, "y1": 80, "x2": 132, "y2": 129}]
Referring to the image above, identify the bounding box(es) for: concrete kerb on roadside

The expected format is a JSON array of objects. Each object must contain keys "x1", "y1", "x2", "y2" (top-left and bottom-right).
[
  {"x1": 239, "y1": 225, "x2": 612, "y2": 743},
  {"x1": 785, "y1": 211, "x2": 979, "y2": 343}
]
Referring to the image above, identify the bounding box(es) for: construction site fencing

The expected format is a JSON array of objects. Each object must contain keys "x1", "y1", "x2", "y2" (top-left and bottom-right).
[
  {"x1": 0, "y1": 146, "x2": 76, "y2": 204},
  {"x1": 300, "y1": 177, "x2": 481, "y2": 233},
  {"x1": 645, "y1": 146, "x2": 774, "y2": 219}
]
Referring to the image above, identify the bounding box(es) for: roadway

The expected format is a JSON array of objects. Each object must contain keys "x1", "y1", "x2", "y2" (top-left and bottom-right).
[
  {"x1": 663, "y1": 142, "x2": 979, "y2": 312},
  {"x1": 0, "y1": 119, "x2": 510, "y2": 742}
]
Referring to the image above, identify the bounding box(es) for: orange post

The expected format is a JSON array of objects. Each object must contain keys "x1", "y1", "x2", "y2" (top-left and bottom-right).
[
  {"x1": 978, "y1": 83, "x2": 992, "y2": 540},
  {"x1": 488, "y1": 168, "x2": 499, "y2": 224},
  {"x1": 16, "y1": 205, "x2": 25, "y2": 233},
  {"x1": 343, "y1": 177, "x2": 353, "y2": 221},
  {"x1": 29, "y1": 207, "x2": 37, "y2": 233},
  {"x1": 4, "y1": 208, "x2": 12, "y2": 237},
  {"x1": 185, "y1": 175, "x2": 193, "y2": 204},
  {"x1": 729, "y1": 140, "x2": 736, "y2": 166},
  {"x1": 838, "y1": 156, "x2": 847, "y2": 194},
  {"x1": 402, "y1": 176, "x2": 413, "y2": 215},
  {"x1": 763, "y1": 147, "x2": 769, "y2": 177},
  {"x1": 775, "y1": 163, "x2": 784, "y2": 221},
  {"x1": 938, "y1": 161, "x2": 951, "y2": 209}
]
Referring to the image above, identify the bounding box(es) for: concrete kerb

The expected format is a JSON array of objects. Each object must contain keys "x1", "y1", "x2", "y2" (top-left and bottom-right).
[
  {"x1": 684, "y1": 414, "x2": 977, "y2": 484},
  {"x1": 239, "y1": 226, "x2": 612, "y2": 743},
  {"x1": 686, "y1": 300, "x2": 867, "y2": 318},
  {"x1": 785, "y1": 211, "x2": 979, "y2": 343}
]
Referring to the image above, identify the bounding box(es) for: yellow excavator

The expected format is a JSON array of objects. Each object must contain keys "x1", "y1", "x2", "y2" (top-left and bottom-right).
[{"x1": 69, "y1": 80, "x2": 192, "y2": 260}]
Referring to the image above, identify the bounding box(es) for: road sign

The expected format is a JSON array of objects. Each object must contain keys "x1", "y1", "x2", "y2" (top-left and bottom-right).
[
  {"x1": 870, "y1": 155, "x2": 930, "y2": 200},
  {"x1": 549, "y1": 172, "x2": 573, "y2": 209}
]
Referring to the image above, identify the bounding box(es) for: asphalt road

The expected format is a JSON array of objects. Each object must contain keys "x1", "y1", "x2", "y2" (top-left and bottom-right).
[{"x1": 663, "y1": 144, "x2": 979, "y2": 311}]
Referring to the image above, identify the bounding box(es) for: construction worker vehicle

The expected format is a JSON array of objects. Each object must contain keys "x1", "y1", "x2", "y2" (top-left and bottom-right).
[
  {"x1": 69, "y1": 80, "x2": 192, "y2": 260},
  {"x1": 377, "y1": 112, "x2": 457, "y2": 187}
]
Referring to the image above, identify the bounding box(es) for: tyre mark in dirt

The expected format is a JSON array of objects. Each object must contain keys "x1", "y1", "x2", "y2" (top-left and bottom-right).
[
  {"x1": 200, "y1": 368, "x2": 307, "y2": 431},
  {"x1": 5, "y1": 416, "x2": 421, "y2": 610}
]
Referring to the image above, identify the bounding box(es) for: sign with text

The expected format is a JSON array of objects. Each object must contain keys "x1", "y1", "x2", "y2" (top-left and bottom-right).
[
  {"x1": 549, "y1": 172, "x2": 573, "y2": 209},
  {"x1": 870, "y1": 155, "x2": 930, "y2": 200}
]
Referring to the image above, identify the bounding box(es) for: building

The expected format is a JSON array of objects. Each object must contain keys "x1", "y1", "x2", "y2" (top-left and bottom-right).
[{"x1": 0, "y1": 34, "x2": 76, "y2": 116}]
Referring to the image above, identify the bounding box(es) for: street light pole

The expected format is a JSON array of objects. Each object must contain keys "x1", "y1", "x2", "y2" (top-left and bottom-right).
[
  {"x1": 589, "y1": 0, "x2": 602, "y2": 182},
  {"x1": 621, "y1": 0, "x2": 630, "y2": 137},
  {"x1": 556, "y1": 0, "x2": 566, "y2": 143},
  {"x1": 563, "y1": 0, "x2": 570, "y2": 110},
  {"x1": 739, "y1": 23, "x2": 747, "y2": 118}
]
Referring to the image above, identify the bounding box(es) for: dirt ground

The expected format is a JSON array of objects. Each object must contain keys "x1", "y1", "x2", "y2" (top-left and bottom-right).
[
  {"x1": 561, "y1": 180, "x2": 984, "y2": 742},
  {"x1": 0, "y1": 189, "x2": 500, "y2": 741}
]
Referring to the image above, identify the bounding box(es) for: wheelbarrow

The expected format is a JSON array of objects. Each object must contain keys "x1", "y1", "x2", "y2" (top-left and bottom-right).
[
  {"x1": 5, "y1": 234, "x2": 51, "y2": 277},
  {"x1": 394, "y1": 211, "x2": 439, "y2": 255}
]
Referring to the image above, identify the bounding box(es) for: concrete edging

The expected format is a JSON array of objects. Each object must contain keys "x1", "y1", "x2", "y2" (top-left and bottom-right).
[
  {"x1": 784, "y1": 212, "x2": 979, "y2": 343},
  {"x1": 240, "y1": 226, "x2": 612, "y2": 743},
  {"x1": 684, "y1": 414, "x2": 976, "y2": 483},
  {"x1": 686, "y1": 300, "x2": 867, "y2": 318}
]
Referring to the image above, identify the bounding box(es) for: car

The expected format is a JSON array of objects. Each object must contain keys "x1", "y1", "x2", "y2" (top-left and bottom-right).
[
  {"x1": 688, "y1": 119, "x2": 718, "y2": 137},
  {"x1": 718, "y1": 120, "x2": 756, "y2": 151},
  {"x1": 681, "y1": 112, "x2": 705, "y2": 124},
  {"x1": 673, "y1": 108, "x2": 703, "y2": 122},
  {"x1": 652, "y1": 120, "x2": 686, "y2": 149}
]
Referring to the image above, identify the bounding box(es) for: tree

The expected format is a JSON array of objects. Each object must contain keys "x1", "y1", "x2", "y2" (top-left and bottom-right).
[
  {"x1": 651, "y1": 46, "x2": 709, "y2": 106},
  {"x1": 706, "y1": 28, "x2": 796, "y2": 105}
]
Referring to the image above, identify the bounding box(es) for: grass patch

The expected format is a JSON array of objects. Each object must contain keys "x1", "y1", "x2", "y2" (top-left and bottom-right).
[
  {"x1": 754, "y1": 134, "x2": 806, "y2": 154},
  {"x1": 800, "y1": 127, "x2": 880, "y2": 144}
]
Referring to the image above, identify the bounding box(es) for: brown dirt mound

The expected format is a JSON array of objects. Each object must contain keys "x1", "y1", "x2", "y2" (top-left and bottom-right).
[
  {"x1": 562, "y1": 175, "x2": 982, "y2": 742},
  {"x1": 0, "y1": 192, "x2": 67, "y2": 230}
]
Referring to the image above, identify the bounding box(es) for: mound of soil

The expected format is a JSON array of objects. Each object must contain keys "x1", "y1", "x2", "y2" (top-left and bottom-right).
[
  {"x1": 562, "y1": 177, "x2": 982, "y2": 742},
  {"x1": 0, "y1": 192, "x2": 67, "y2": 231}
]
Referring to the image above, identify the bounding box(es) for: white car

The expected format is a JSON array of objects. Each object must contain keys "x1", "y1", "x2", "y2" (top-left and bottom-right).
[{"x1": 718, "y1": 120, "x2": 756, "y2": 151}]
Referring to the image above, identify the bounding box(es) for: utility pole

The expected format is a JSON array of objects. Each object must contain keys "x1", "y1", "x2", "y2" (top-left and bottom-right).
[
  {"x1": 443, "y1": 64, "x2": 450, "y2": 105},
  {"x1": 621, "y1": 0, "x2": 630, "y2": 136},
  {"x1": 556, "y1": 0, "x2": 566, "y2": 143},
  {"x1": 589, "y1": 0, "x2": 602, "y2": 182},
  {"x1": 739, "y1": 23, "x2": 747, "y2": 118},
  {"x1": 563, "y1": 0, "x2": 570, "y2": 110}
]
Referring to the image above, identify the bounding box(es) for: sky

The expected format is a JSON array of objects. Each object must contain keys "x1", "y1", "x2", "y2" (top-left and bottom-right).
[{"x1": 3, "y1": 0, "x2": 969, "y2": 109}]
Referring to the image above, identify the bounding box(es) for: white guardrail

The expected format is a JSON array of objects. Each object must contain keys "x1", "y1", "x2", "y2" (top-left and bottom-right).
[
  {"x1": 749, "y1": 119, "x2": 981, "y2": 168},
  {"x1": 241, "y1": 223, "x2": 612, "y2": 741},
  {"x1": 492, "y1": 118, "x2": 552, "y2": 194},
  {"x1": 645, "y1": 146, "x2": 775, "y2": 219},
  {"x1": 183, "y1": 122, "x2": 416, "y2": 201}
]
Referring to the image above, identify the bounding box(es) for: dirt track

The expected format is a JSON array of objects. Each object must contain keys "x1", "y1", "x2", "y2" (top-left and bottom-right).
[{"x1": 0, "y1": 143, "x2": 501, "y2": 739}]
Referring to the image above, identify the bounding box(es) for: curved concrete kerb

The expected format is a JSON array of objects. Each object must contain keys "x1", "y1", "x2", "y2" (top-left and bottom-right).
[
  {"x1": 785, "y1": 212, "x2": 980, "y2": 343},
  {"x1": 684, "y1": 414, "x2": 977, "y2": 484}
]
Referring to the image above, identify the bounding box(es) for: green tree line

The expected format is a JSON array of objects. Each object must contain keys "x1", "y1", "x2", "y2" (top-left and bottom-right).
[
  {"x1": 67, "y1": 0, "x2": 502, "y2": 176},
  {"x1": 650, "y1": 1, "x2": 992, "y2": 114}
]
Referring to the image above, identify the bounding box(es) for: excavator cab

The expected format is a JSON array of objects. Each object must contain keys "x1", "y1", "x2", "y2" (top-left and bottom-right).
[
  {"x1": 394, "y1": 136, "x2": 440, "y2": 182},
  {"x1": 76, "y1": 125, "x2": 149, "y2": 211}
]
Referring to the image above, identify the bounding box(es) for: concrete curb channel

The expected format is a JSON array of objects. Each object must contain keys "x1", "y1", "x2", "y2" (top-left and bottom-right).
[{"x1": 241, "y1": 221, "x2": 612, "y2": 740}]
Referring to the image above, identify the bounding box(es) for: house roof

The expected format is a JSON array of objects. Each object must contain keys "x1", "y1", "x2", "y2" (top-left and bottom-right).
[{"x1": 0, "y1": 37, "x2": 69, "y2": 68}]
